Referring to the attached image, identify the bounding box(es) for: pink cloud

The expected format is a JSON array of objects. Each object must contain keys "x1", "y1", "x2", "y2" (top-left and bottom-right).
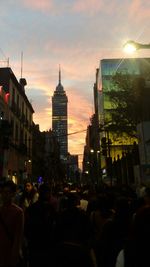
[
  {"x1": 128, "y1": 0, "x2": 150, "y2": 23},
  {"x1": 22, "y1": 0, "x2": 54, "y2": 12},
  {"x1": 62, "y1": 93, "x2": 91, "y2": 133},
  {"x1": 72, "y1": 0, "x2": 103, "y2": 15}
]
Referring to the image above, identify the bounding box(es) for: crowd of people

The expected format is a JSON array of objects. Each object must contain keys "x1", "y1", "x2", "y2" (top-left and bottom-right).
[{"x1": 0, "y1": 179, "x2": 150, "y2": 267}]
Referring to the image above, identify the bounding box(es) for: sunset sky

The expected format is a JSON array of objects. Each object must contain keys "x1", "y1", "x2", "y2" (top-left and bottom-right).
[{"x1": 0, "y1": 0, "x2": 150, "y2": 167}]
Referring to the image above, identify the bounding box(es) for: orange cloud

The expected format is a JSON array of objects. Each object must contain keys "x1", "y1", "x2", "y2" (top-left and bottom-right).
[
  {"x1": 68, "y1": 90, "x2": 92, "y2": 128},
  {"x1": 33, "y1": 112, "x2": 51, "y2": 132}
]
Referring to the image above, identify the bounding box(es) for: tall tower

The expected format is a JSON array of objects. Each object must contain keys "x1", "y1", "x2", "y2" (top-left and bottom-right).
[{"x1": 52, "y1": 67, "x2": 68, "y2": 161}]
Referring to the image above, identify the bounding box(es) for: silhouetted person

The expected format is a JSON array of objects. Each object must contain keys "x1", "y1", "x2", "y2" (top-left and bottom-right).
[
  {"x1": 115, "y1": 205, "x2": 150, "y2": 267},
  {"x1": 19, "y1": 181, "x2": 39, "y2": 212},
  {"x1": 0, "y1": 180, "x2": 24, "y2": 266},
  {"x1": 54, "y1": 192, "x2": 97, "y2": 267},
  {"x1": 24, "y1": 183, "x2": 57, "y2": 267}
]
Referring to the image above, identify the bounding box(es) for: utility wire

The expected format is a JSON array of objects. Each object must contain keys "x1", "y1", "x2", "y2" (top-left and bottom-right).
[
  {"x1": 67, "y1": 129, "x2": 87, "y2": 136},
  {"x1": 7, "y1": 129, "x2": 87, "y2": 142}
]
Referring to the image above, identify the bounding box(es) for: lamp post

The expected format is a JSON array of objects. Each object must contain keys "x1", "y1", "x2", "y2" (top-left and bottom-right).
[
  {"x1": 89, "y1": 149, "x2": 101, "y2": 186},
  {"x1": 123, "y1": 40, "x2": 150, "y2": 53},
  {"x1": 97, "y1": 150, "x2": 101, "y2": 186}
]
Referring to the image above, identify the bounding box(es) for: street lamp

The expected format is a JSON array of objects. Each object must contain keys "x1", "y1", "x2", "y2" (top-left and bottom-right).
[{"x1": 123, "y1": 40, "x2": 150, "y2": 53}]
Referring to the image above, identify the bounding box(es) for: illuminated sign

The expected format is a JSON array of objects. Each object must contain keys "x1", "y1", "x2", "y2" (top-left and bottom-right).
[{"x1": 5, "y1": 93, "x2": 10, "y2": 103}]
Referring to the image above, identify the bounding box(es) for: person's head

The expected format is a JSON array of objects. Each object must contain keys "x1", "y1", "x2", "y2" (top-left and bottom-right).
[
  {"x1": 1, "y1": 180, "x2": 17, "y2": 205},
  {"x1": 125, "y1": 205, "x2": 150, "y2": 267},
  {"x1": 67, "y1": 192, "x2": 80, "y2": 209},
  {"x1": 24, "y1": 181, "x2": 33, "y2": 193},
  {"x1": 38, "y1": 183, "x2": 51, "y2": 202}
]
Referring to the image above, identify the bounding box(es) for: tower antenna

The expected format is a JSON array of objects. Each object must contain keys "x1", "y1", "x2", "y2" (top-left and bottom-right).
[
  {"x1": 7, "y1": 58, "x2": 9, "y2": 67},
  {"x1": 21, "y1": 51, "x2": 23, "y2": 78},
  {"x1": 59, "y1": 64, "x2": 61, "y2": 84}
]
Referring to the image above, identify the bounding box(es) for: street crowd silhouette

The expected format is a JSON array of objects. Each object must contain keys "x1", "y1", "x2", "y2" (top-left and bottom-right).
[{"x1": 0, "y1": 179, "x2": 150, "y2": 267}]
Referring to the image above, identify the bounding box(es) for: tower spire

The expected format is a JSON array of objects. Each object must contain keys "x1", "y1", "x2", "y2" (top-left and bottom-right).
[
  {"x1": 59, "y1": 64, "x2": 61, "y2": 84},
  {"x1": 56, "y1": 64, "x2": 64, "y2": 91}
]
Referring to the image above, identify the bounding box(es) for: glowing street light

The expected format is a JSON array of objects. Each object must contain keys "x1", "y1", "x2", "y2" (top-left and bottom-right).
[{"x1": 123, "y1": 40, "x2": 150, "y2": 53}]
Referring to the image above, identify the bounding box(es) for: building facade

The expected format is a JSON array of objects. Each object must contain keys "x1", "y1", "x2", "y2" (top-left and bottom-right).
[
  {"x1": 52, "y1": 68, "x2": 68, "y2": 162},
  {"x1": 98, "y1": 58, "x2": 150, "y2": 121},
  {"x1": 97, "y1": 57, "x2": 150, "y2": 185},
  {"x1": 0, "y1": 67, "x2": 34, "y2": 183},
  {"x1": 67, "y1": 154, "x2": 79, "y2": 184}
]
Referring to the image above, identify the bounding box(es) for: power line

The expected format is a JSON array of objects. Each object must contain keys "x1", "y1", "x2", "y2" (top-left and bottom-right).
[
  {"x1": 52, "y1": 129, "x2": 87, "y2": 138},
  {"x1": 7, "y1": 129, "x2": 87, "y2": 142},
  {"x1": 67, "y1": 129, "x2": 87, "y2": 136}
]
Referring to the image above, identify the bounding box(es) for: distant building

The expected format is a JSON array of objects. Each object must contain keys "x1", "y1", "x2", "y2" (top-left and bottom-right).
[
  {"x1": 52, "y1": 67, "x2": 68, "y2": 162},
  {"x1": 67, "y1": 154, "x2": 79, "y2": 183},
  {"x1": 31, "y1": 123, "x2": 45, "y2": 183}
]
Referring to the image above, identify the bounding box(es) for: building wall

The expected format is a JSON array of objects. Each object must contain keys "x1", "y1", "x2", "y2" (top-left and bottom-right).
[{"x1": 0, "y1": 68, "x2": 34, "y2": 183}]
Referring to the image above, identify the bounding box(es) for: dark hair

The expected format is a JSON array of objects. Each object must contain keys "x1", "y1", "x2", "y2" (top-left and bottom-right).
[
  {"x1": 3, "y1": 180, "x2": 17, "y2": 193},
  {"x1": 38, "y1": 183, "x2": 51, "y2": 200},
  {"x1": 39, "y1": 183, "x2": 51, "y2": 194},
  {"x1": 24, "y1": 180, "x2": 33, "y2": 186}
]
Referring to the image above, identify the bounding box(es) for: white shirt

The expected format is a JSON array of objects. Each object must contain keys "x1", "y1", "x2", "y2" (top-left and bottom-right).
[{"x1": 115, "y1": 249, "x2": 124, "y2": 267}]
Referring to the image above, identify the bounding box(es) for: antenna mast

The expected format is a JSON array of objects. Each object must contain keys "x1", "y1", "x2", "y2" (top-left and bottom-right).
[
  {"x1": 59, "y1": 64, "x2": 61, "y2": 84},
  {"x1": 21, "y1": 51, "x2": 23, "y2": 78},
  {"x1": 0, "y1": 48, "x2": 9, "y2": 67},
  {"x1": 7, "y1": 58, "x2": 9, "y2": 67}
]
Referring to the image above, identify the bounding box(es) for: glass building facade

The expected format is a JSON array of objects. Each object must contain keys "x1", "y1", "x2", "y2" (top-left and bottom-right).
[
  {"x1": 98, "y1": 57, "x2": 150, "y2": 125},
  {"x1": 98, "y1": 57, "x2": 150, "y2": 166}
]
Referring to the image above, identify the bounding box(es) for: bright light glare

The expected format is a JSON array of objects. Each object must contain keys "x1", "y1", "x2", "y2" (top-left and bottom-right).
[{"x1": 123, "y1": 43, "x2": 137, "y2": 54}]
